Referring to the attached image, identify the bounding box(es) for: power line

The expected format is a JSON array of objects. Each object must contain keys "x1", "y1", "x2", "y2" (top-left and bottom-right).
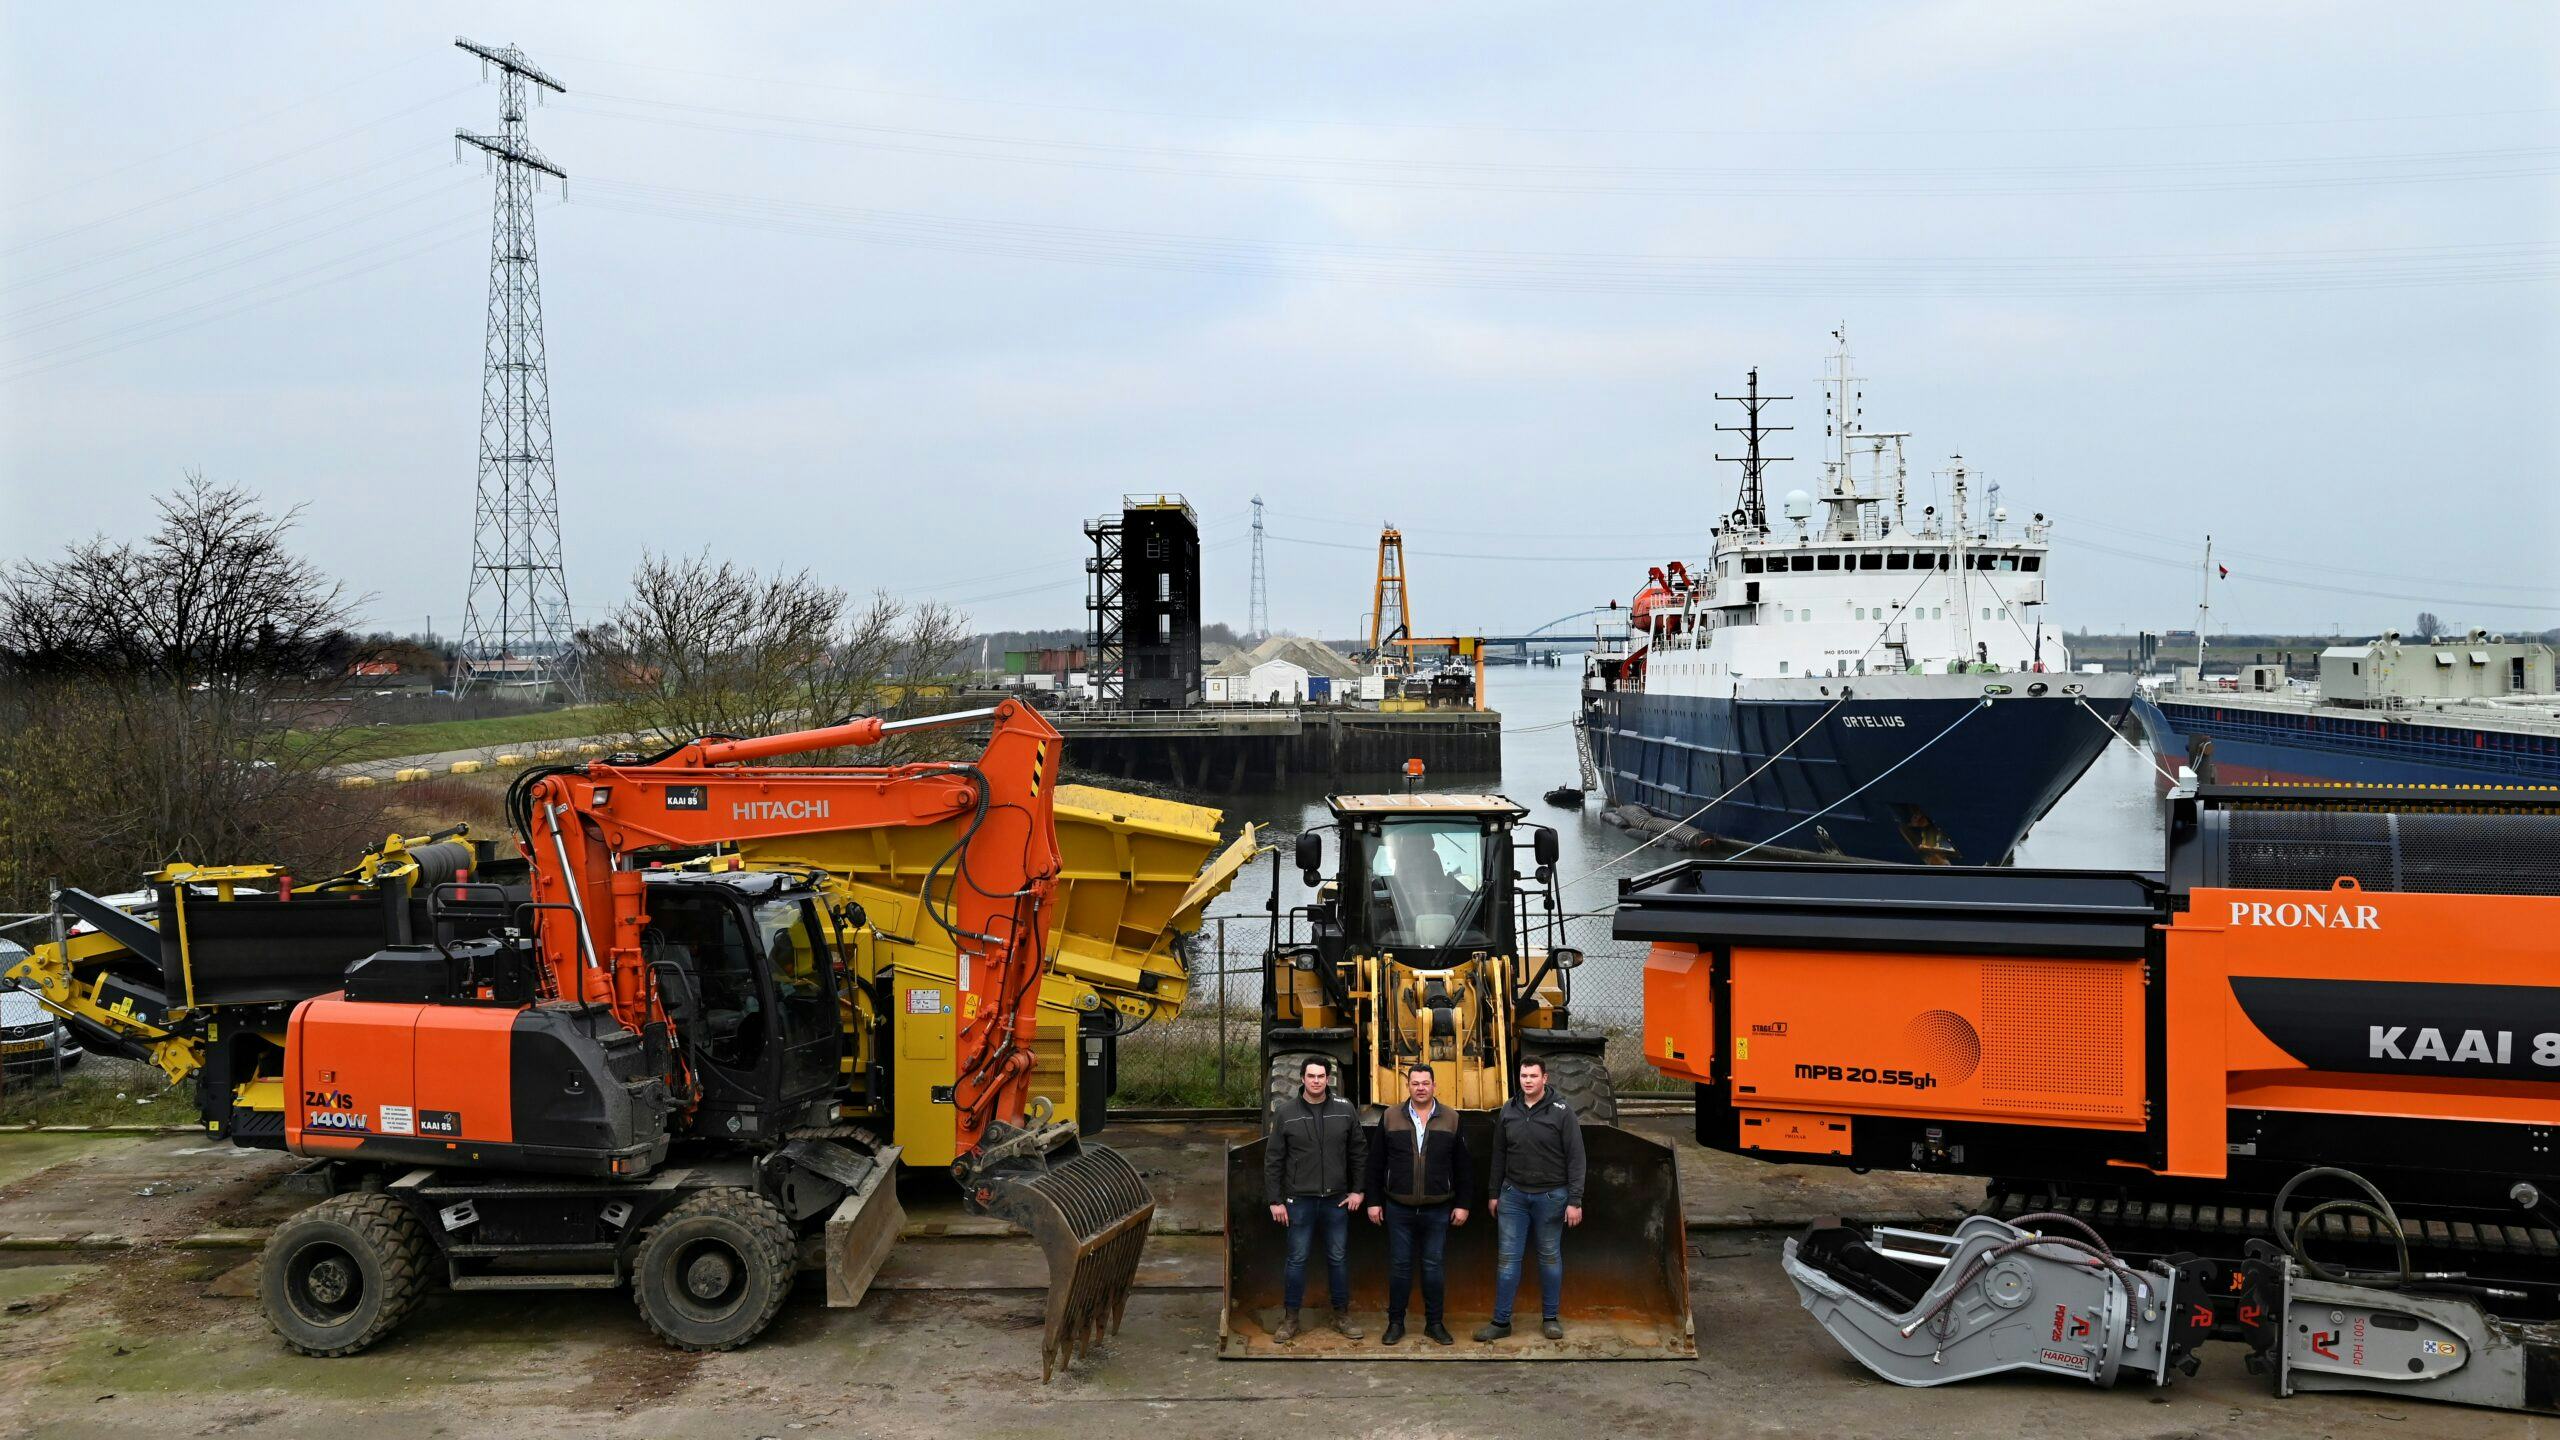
[
  {"x1": 570, "y1": 175, "x2": 2560, "y2": 297},
  {"x1": 16, "y1": 51, "x2": 435, "y2": 208},
  {"x1": 549, "y1": 52, "x2": 2560, "y2": 140},
  {"x1": 6, "y1": 87, "x2": 475, "y2": 258},
  {"x1": 559, "y1": 91, "x2": 2560, "y2": 200}
]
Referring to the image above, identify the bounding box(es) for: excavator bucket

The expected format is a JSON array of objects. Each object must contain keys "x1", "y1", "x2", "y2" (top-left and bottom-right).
[
  {"x1": 1220, "y1": 1116, "x2": 1694, "y2": 1359},
  {"x1": 968, "y1": 1134, "x2": 1157, "y2": 1381}
]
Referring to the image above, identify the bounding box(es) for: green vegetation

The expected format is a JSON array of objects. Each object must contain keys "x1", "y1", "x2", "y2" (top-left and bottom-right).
[
  {"x1": 325, "y1": 704, "x2": 622, "y2": 764},
  {"x1": 0, "y1": 1064, "x2": 202, "y2": 1128}
]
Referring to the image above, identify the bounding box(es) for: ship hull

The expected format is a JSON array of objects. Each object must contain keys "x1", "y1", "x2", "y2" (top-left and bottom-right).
[
  {"x1": 2132, "y1": 695, "x2": 2560, "y2": 788},
  {"x1": 1584, "y1": 675, "x2": 2133, "y2": 865}
]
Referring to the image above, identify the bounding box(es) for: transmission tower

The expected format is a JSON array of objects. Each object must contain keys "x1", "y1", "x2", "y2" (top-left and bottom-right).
[
  {"x1": 452, "y1": 38, "x2": 575, "y2": 697},
  {"x1": 1247, "y1": 494, "x2": 1270, "y2": 639}
]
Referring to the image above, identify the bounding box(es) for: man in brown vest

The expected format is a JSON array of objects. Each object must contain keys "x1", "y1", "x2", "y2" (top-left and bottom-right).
[{"x1": 1364, "y1": 1064, "x2": 1474, "y2": 1345}]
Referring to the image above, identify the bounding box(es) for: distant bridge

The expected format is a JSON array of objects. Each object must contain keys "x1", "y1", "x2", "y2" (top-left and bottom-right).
[{"x1": 1476, "y1": 607, "x2": 1621, "y2": 658}]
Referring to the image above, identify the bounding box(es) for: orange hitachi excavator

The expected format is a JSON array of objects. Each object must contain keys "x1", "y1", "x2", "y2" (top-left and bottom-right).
[{"x1": 249, "y1": 699, "x2": 1148, "y2": 1376}]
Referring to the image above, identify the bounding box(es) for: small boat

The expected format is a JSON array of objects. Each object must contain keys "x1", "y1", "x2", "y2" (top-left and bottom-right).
[{"x1": 1543, "y1": 785, "x2": 1586, "y2": 808}]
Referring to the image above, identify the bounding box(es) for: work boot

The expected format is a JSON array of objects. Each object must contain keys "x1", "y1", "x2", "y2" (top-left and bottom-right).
[
  {"x1": 1381, "y1": 1318, "x2": 1405, "y2": 1346},
  {"x1": 1424, "y1": 1321, "x2": 1454, "y2": 1346},
  {"x1": 1541, "y1": 1318, "x2": 1565, "y2": 1341},
  {"x1": 1473, "y1": 1321, "x2": 1512, "y2": 1343},
  {"x1": 1329, "y1": 1309, "x2": 1365, "y2": 1340},
  {"x1": 1273, "y1": 1309, "x2": 1300, "y2": 1344}
]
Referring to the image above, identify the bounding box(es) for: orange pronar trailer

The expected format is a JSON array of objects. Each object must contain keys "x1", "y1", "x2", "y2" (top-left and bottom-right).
[{"x1": 1622, "y1": 783, "x2": 2560, "y2": 1242}]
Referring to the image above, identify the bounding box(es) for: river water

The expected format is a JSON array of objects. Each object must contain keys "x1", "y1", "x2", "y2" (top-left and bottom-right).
[{"x1": 1194, "y1": 661, "x2": 2165, "y2": 921}]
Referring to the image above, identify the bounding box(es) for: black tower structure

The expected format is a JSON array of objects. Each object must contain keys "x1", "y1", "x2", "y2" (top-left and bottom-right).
[
  {"x1": 453, "y1": 38, "x2": 574, "y2": 696},
  {"x1": 1084, "y1": 495, "x2": 1200, "y2": 709}
]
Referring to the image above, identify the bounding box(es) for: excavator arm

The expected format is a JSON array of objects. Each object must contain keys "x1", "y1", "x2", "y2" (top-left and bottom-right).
[{"x1": 510, "y1": 699, "x2": 1151, "y2": 1375}]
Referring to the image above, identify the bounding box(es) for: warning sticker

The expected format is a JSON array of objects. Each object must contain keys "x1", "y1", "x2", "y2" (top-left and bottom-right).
[
  {"x1": 378, "y1": 1105, "x2": 415, "y2": 1136},
  {"x1": 906, "y1": 988, "x2": 946, "y2": 1015}
]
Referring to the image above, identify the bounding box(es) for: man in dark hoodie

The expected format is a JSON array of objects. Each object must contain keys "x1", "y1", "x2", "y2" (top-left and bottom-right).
[
  {"x1": 1262, "y1": 1056, "x2": 1366, "y2": 1343},
  {"x1": 1364, "y1": 1064, "x2": 1472, "y2": 1345},
  {"x1": 1476, "y1": 1056, "x2": 1586, "y2": 1342}
]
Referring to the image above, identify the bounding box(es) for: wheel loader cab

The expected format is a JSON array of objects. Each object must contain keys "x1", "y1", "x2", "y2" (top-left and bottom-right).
[
  {"x1": 1269, "y1": 794, "x2": 1577, "y2": 1115},
  {"x1": 638, "y1": 871, "x2": 845, "y2": 1143}
]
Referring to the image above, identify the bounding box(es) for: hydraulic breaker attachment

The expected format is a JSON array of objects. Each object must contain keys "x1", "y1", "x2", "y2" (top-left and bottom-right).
[
  {"x1": 962, "y1": 1114, "x2": 1155, "y2": 1381},
  {"x1": 1220, "y1": 1117, "x2": 1695, "y2": 1359},
  {"x1": 2269, "y1": 1256, "x2": 2559, "y2": 1415},
  {"x1": 1783, "y1": 1215, "x2": 2198, "y2": 1390}
]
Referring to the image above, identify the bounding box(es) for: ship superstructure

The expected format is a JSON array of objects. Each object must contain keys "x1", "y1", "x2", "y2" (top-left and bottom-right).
[{"x1": 1581, "y1": 332, "x2": 2134, "y2": 864}]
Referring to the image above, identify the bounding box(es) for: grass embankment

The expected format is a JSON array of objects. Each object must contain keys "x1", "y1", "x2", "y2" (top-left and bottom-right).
[
  {"x1": 0, "y1": 1060, "x2": 201, "y2": 1128},
  {"x1": 327, "y1": 704, "x2": 622, "y2": 765}
]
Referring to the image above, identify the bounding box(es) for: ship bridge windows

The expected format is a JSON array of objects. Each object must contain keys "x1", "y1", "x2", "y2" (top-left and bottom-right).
[
  {"x1": 1817, "y1": 554, "x2": 1841, "y2": 571},
  {"x1": 2020, "y1": 555, "x2": 2040, "y2": 572},
  {"x1": 1790, "y1": 555, "x2": 1814, "y2": 572},
  {"x1": 1743, "y1": 557, "x2": 1764, "y2": 574},
  {"x1": 1885, "y1": 552, "x2": 1911, "y2": 571},
  {"x1": 1858, "y1": 553, "x2": 1882, "y2": 570}
]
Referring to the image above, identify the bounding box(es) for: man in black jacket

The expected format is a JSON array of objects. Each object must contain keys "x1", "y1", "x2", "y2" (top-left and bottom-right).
[
  {"x1": 1364, "y1": 1064, "x2": 1472, "y2": 1345},
  {"x1": 1262, "y1": 1056, "x2": 1366, "y2": 1343},
  {"x1": 1476, "y1": 1056, "x2": 1586, "y2": 1342}
]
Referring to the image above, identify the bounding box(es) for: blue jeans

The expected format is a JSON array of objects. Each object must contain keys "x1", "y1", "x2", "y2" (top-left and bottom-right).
[
  {"x1": 1283, "y1": 1197, "x2": 1351, "y2": 1312},
  {"x1": 1383, "y1": 1200, "x2": 1453, "y2": 1325},
  {"x1": 1492, "y1": 1183, "x2": 1568, "y2": 1325}
]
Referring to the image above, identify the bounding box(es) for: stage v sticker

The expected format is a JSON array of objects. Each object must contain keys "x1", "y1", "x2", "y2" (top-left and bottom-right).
[{"x1": 2230, "y1": 978, "x2": 2560, "y2": 1082}]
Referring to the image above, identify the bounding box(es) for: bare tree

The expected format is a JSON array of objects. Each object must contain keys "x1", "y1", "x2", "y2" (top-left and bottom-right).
[
  {"x1": 2414, "y1": 611, "x2": 2444, "y2": 639},
  {"x1": 0, "y1": 475, "x2": 384, "y2": 911},
  {"x1": 582, "y1": 553, "x2": 973, "y2": 763}
]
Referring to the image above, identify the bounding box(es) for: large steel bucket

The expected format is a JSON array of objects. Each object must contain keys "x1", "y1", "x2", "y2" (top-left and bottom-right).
[
  {"x1": 1220, "y1": 1114, "x2": 1694, "y2": 1359},
  {"x1": 969, "y1": 1136, "x2": 1157, "y2": 1380}
]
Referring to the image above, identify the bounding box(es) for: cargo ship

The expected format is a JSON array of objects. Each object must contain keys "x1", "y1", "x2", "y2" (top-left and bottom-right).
[
  {"x1": 2133, "y1": 634, "x2": 2560, "y2": 786},
  {"x1": 1579, "y1": 334, "x2": 2134, "y2": 865}
]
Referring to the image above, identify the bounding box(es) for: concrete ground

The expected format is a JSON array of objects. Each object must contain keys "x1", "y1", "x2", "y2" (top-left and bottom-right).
[{"x1": 0, "y1": 1121, "x2": 2537, "y2": 1439}]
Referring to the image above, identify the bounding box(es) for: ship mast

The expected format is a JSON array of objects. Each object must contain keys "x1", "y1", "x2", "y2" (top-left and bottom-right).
[
  {"x1": 1820, "y1": 326, "x2": 1864, "y2": 538},
  {"x1": 1715, "y1": 367, "x2": 1792, "y2": 534},
  {"x1": 2196, "y1": 533, "x2": 2214, "y2": 673},
  {"x1": 1950, "y1": 456, "x2": 1975, "y2": 664}
]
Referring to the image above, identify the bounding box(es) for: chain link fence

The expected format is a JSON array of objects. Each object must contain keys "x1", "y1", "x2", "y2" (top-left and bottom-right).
[{"x1": 1111, "y1": 911, "x2": 1679, "y2": 1108}]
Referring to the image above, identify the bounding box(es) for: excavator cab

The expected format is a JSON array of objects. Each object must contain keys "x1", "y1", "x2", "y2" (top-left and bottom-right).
[
  {"x1": 636, "y1": 872, "x2": 846, "y2": 1141},
  {"x1": 1220, "y1": 794, "x2": 1693, "y2": 1359}
]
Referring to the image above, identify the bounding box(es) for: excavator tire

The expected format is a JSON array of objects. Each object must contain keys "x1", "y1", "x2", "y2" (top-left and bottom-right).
[
  {"x1": 631, "y1": 1187, "x2": 799, "y2": 1352},
  {"x1": 1264, "y1": 1050, "x2": 1333, "y2": 1134},
  {"x1": 259, "y1": 1191, "x2": 430, "y2": 1357},
  {"x1": 1537, "y1": 1047, "x2": 1618, "y2": 1126}
]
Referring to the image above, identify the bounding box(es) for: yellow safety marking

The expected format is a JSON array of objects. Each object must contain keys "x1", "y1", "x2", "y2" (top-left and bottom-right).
[{"x1": 1031, "y1": 741, "x2": 1048, "y2": 797}]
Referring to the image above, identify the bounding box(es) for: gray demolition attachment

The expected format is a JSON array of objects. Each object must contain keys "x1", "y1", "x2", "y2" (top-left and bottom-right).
[{"x1": 1782, "y1": 1215, "x2": 2185, "y2": 1390}]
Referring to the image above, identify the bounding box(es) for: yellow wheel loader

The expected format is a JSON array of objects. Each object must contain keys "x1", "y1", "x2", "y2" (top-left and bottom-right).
[{"x1": 1219, "y1": 792, "x2": 1693, "y2": 1359}]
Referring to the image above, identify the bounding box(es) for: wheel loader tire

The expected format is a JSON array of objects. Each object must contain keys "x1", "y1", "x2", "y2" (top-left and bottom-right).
[
  {"x1": 1265, "y1": 1050, "x2": 1331, "y2": 1134},
  {"x1": 630, "y1": 1187, "x2": 798, "y2": 1352},
  {"x1": 259, "y1": 1191, "x2": 430, "y2": 1357},
  {"x1": 1539, "y1": 1047, "x2": 1618, "y2": 1126}
]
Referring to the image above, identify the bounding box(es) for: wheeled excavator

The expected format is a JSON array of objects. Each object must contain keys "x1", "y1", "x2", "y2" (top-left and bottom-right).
[
  {"x1": 1220, "y1": 791, "x2": 1693, "y2": 1359},
  {"x1": 8, "y1": 700, "x2": 1236, "y2": 1377}
]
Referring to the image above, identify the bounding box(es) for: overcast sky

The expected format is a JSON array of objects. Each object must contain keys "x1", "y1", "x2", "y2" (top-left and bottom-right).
[{"x1": 4, "y1": 3, "x2": 2555, "y2": 644}]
